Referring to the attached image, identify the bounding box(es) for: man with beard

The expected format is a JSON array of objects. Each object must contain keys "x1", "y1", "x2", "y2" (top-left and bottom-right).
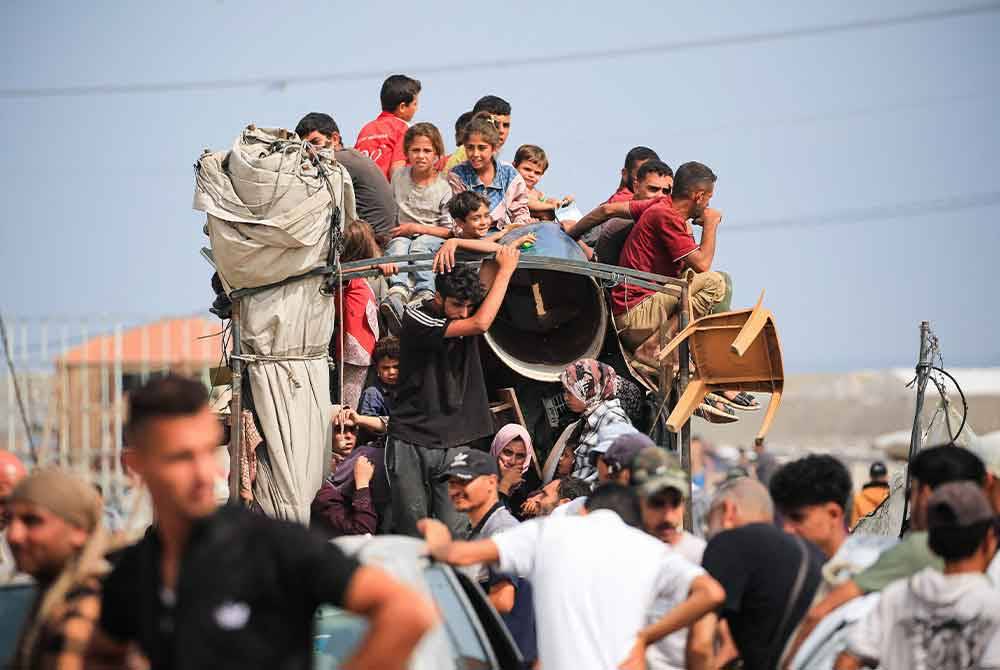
[{"x1": 442, "y1": 447, "x2": 537, "y2": 668}]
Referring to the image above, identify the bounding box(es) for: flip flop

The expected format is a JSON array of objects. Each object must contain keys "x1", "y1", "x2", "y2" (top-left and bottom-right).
[
  {"x1": 695, "y1": 397, "x2": 740, "y2": 424},
  {"x1": 707, "y1": 391, "x2": 761, "y2": 412}
]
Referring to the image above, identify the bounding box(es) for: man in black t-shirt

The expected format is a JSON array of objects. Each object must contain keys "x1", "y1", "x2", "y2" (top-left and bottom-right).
[
  {"x1": 701, "y1": 477, "x2": 824, "y2": 670},
  {"x1": 387, "y1": 246, "x2": 521, "y2": 538},
  {"x1": 88, "y1": 376, "x2": 436, "y2": 670}
]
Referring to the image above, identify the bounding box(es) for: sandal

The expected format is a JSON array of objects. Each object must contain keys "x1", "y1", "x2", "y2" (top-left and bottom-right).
[
  {"x1": 707, "y1": 391, "x2": 761, "y2": 412},
  {"x1": 695, "y1": 396, "x2": 740, "y2": 424}
]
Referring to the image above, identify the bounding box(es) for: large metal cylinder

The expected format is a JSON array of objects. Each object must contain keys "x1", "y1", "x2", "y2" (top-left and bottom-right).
[{"x1": 484, "y1": 223, "x2": 608, "y2": 382}]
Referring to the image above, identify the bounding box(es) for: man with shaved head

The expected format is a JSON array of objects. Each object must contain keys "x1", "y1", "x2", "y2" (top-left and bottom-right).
[
  {"x1": 701, "y1": 477, "x2": 825, "y2": 670},
  {"x1": 0, "y1": 449, "x2": 27, "y2": 581}
]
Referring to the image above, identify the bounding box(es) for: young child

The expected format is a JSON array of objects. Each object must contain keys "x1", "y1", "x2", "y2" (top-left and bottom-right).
[
  {"x1": 513, "y1": 144, "x2": 574, "y2": 221},
  {"x1": 358, "y1": 335, "x2": 399, "y2": 418},
  {"x1": 431, "y1": 192, "x2": 535, "y2": 280},
  {"x1": 837, "y1": 481, "x2": 1000, "y2": 670},
  {"x1": 382, "y1": 122, "x2": 453, "y2": 330},
  {"x1": 354, "y1": 74, "x2": 421, "y2": 179},
  {"x1": 447, "y1": 114, "x2": 530, "y2": 232}
]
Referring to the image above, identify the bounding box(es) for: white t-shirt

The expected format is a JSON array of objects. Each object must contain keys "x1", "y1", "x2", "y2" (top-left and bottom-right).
[
  {"x1": 846, "y1": 567, "x2": 1000, "y2": 670},
  {"x1": 645, "y1": 534, "x2": 706, "y2": 670},
  {"x1": 493, "y1": 509, "x2": 704, "y2": 670},
  {"x1": 989, "y1": 550, "x2": 1000, "y2": 587}
]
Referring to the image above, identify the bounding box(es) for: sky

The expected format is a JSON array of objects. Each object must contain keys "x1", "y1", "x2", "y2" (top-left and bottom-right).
[{"x1": 0, "y1": 0, "x2": 998, "y2": 374}]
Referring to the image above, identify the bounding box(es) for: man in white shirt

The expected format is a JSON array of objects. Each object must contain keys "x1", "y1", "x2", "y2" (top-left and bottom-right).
[
  {"x1": 420, "y1": 483, "x2": 725, "y2": 670},
  {"x1": 835, "y1": 482, "x2": 1000, "y2": 670},
  {"x1": 629, "y1": 446, "x2": 711, "y2": 669}
]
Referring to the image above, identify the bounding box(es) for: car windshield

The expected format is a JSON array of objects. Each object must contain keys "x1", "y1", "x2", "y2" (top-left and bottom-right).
[{"x1": 313, "y1": 564, "x2": 491, "y2": 670}]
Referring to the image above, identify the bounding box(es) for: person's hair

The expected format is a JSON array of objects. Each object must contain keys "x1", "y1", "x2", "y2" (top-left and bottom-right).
[
  {"x1": 585, "y1": 483, "x2": 642, "y2": 528},
  {"x1": 448, "y1": 191, "x2": 490, "y2": 222},
  {"x1": 769, "y1": 454, "x2": 853, "y2": 514},
  {"x1": 435, "y1": 264, "x2": 485, "y2": 304},
  {"x1": 454, "y1": 111, "x2": 475, "y2": 144},
  {"x1": 671, "y1": 162, "x2": 717, "y2": 200},
  {"x1": 472, "y1": 95, "x2": 511, "y2": 116},
  {"x1": 557, "y1": 476, "x2": 591, "y2": 501},
  {"x1": 380, "y1": 74, "x2": 421, "y2": 112},
  {"x1": 341, "y1": 219, "x2": 380, "y2": 262},
  {"x1": 404, "y1": 122, "x2": 445, "y2": 157},
  {"x1": 911, "y1": 444, "x2": 986, "y2": 490},
  {"x1": 373, "y1": 336, "x2": 400, "y2": 363},
  {"x1": 126, "y1": 375, "x2": 208, "y2": 440},
  {"x1": 635, "y1": 159, "x2": 673, "y2": 183},
  {"x1": 712, "y1": 477, "x2": 774, "y2": 522},
  {"x1": 295, "y1": 112, "x2": 339, "y2": 140},
  {"x1": 623, "y1": 146, "x2": 659, "y2": 171},
  {"x1": 513, "y1": 144, "x2": 548, "y2": 171},
  {"x1": 461, "y1": 113, "x2": 500, "y2": 148},
  {"x1": 929, "y1": 520, "x2": 992, "y2": 561}
]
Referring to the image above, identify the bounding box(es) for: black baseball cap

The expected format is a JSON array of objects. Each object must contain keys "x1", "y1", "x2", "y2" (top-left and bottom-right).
[
  {"x1": 870, "y1": 461, "x2": 888, "y2": 478},
  {"x1": 437, "y1": 448, "x2": 498, "y2": 482}
]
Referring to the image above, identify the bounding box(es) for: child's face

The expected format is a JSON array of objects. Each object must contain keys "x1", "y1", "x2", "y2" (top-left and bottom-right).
[
  {"x1": 516, "y1": 160, "x2": 546, "y2": 190},
  {"x1": 397, "y1": 93, "x2": 419, "y2": 122},
  {"x1": 464, "y1": 133, "x2": 496, "y2": 173},
  {"x1": 377, "y1": 356, "x2": 399, "y2": 387},
  {"x1": 457, "y1": 204, "x2": 492, "y2": 239},
  {"x1": 406, "y1": 135, "x2": 438, "y2": 174}
]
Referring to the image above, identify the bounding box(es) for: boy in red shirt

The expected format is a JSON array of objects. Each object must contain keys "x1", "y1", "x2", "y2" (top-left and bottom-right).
[{"x1": 355, "y1": 74, "x2": 421, "y2": 179}]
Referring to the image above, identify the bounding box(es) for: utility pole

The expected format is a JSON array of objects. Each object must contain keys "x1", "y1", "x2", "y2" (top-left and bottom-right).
[{"x1": 900, "y1": 321, "x2": 931, "y2": 538}]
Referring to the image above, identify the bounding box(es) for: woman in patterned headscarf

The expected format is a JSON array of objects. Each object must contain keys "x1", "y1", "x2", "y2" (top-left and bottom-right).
[{"x1": 559, "y1": 359, "x2": 636, "y2": 482}]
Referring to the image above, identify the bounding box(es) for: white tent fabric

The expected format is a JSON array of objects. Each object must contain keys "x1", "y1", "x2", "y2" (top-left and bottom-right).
[{"x1": 194, "y1": 125, "x2": 357, "y2": 523}]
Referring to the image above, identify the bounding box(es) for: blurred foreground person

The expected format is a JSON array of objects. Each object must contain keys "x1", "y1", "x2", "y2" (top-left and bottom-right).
[
  {"x1": 90, "y1": 375, "x2": 437, "y2": 670},
  {"x1": 0, "y1": 449, "x2": 27, "y2": 581},
  {"x1": 6, "y1": 468, "x2": 112, "y2": 669},
  {"x1": 835, "y1": 482, "x2": 1000, "y2": 670}
]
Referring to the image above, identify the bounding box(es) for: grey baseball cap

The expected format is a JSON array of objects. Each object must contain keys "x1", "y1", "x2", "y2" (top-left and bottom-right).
[{"x1": 927, "y1": 481, "x2": 994, "y2": 529}]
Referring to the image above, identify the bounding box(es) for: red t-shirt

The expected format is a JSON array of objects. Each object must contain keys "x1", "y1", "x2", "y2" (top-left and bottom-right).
[
  {"x1": 610, "y1": 197, "x2": 698, "y2": 315},
  {"x1": 605, "y1": 185, "x2": 633, "y2": 204},
  {"x1": 354, "y1": 111, "x2": 407, "y2": 179}
]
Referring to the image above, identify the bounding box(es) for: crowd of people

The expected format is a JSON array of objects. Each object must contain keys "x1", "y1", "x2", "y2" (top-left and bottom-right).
[{"x1": 1, "y1": 72, "x2": 999, "y2": 670}]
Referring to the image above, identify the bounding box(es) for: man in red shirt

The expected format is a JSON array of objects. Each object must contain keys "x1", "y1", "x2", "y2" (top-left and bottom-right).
[
  {"x1": 569, "y1": 162, "x2": 728, "y2": 368},
  {"x1": 605, "y1": 146, "x2": 660, "y2": 204},
  {"x1": 355, "y1": 74, "x2": 421, "y2": 179}
]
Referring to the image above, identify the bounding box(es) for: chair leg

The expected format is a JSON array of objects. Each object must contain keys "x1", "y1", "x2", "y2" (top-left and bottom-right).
[
  {"x1": 666, "y1": 378, "x2": 708, "y2": 433},
  {"x1": 755, "y1": 388, "x2": 782, "y2": 441}
]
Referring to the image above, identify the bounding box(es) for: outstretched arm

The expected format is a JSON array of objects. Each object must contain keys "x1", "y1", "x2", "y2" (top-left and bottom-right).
[
  {"x1": 341, "y1": 565, "x2": 438, "y2": 670},
  {"x1": 563, "y1": 201, "x2": 633, "y2": 239},
  {"x1": 419, "y1": 518, "x2": 502, "y2": 565}
]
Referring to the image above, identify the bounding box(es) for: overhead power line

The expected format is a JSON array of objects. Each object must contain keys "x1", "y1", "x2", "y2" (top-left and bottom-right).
[
  {"x1": 2, "y1": 2, "x2": 998, "y2": 99},
  {"x1": 727, "y1": 190, "x2": 1000, "y2": 232}
]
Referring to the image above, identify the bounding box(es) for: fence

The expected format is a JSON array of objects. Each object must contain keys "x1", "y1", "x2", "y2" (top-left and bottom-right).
[{"x1": 0, "y1": 314, "x2": 226, "y2": 503}]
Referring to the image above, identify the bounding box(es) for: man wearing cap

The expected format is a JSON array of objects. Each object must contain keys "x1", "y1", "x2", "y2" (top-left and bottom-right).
[
  {"x1": 0, "y1": 449, "x2": 27, "y2": 582},
  {"x1": 850, "y1": 461, "x2": 891, "y2": 528},
  {"x1": 442, "y1": 447, "x2": 537, "y2": 668},
  {"x1": 630, "y1": 445, "x2": 705, "y2": 564},
  {"x1": 421, "y1": 483, "x2": 725, "y2": 670},
  {"x1": 6, "y1": 468, "x2": 112, "y2": 668},
  {"x1": 835, "y1": 481, "x2": 1000, "y2": 670},
  {"x1": 970, "y1": 434, "x2": 1000, "y2": 585},
  {"x1": 629, "y1": 446, "x2": 712, "y2": 669}
]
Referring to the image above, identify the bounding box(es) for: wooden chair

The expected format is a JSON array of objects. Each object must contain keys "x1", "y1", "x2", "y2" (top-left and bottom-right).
[
  {"x1": 657, "y1": 292, "x2": 784, "y2": 440},
  {"x1": 489, "y1": 387, "x2": 543, "y2": 478}
]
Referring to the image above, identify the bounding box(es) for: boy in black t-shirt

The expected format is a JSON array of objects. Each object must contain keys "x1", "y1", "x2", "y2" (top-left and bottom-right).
[{"x1": 387, "y1": 245, "x2": 521, "y2": 538}]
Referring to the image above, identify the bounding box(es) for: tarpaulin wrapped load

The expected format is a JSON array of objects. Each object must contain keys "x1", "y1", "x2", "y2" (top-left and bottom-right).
[{"x1": 194, "y1": 125, "x2": 357, "y2": 523}]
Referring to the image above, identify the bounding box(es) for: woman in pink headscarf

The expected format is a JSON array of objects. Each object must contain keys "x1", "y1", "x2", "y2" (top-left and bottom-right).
[{"x1": 490, "y1": 423, "x2": 538, "y2": 514}]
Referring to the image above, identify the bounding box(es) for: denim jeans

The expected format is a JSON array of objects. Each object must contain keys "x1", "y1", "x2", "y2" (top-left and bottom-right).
[
  {"x1": 384, "y1": 234, "x2": 444, "y2": 296},
  {"x1": 384, "y1": 437, "x2": 471, "y2": 539}
]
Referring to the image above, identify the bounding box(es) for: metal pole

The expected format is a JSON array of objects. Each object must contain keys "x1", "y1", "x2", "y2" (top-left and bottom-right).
[
  {"x1": 677, "y1": 286, "x2": 693, "y2": 530},
  {"x1": 228, "y1": 303, "x2": 243, "y2": 505},
  {"x1": 900, "y1": 320, "x2": 931, "y2": 537},
  {"x1": 59, "y1": 323, "x2": 69, "y2": 468}
]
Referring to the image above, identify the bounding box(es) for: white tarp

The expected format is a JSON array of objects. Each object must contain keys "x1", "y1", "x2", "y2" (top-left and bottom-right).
[{"x1": 194, "y1": 125, "x2": 357, "y2": 523}]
